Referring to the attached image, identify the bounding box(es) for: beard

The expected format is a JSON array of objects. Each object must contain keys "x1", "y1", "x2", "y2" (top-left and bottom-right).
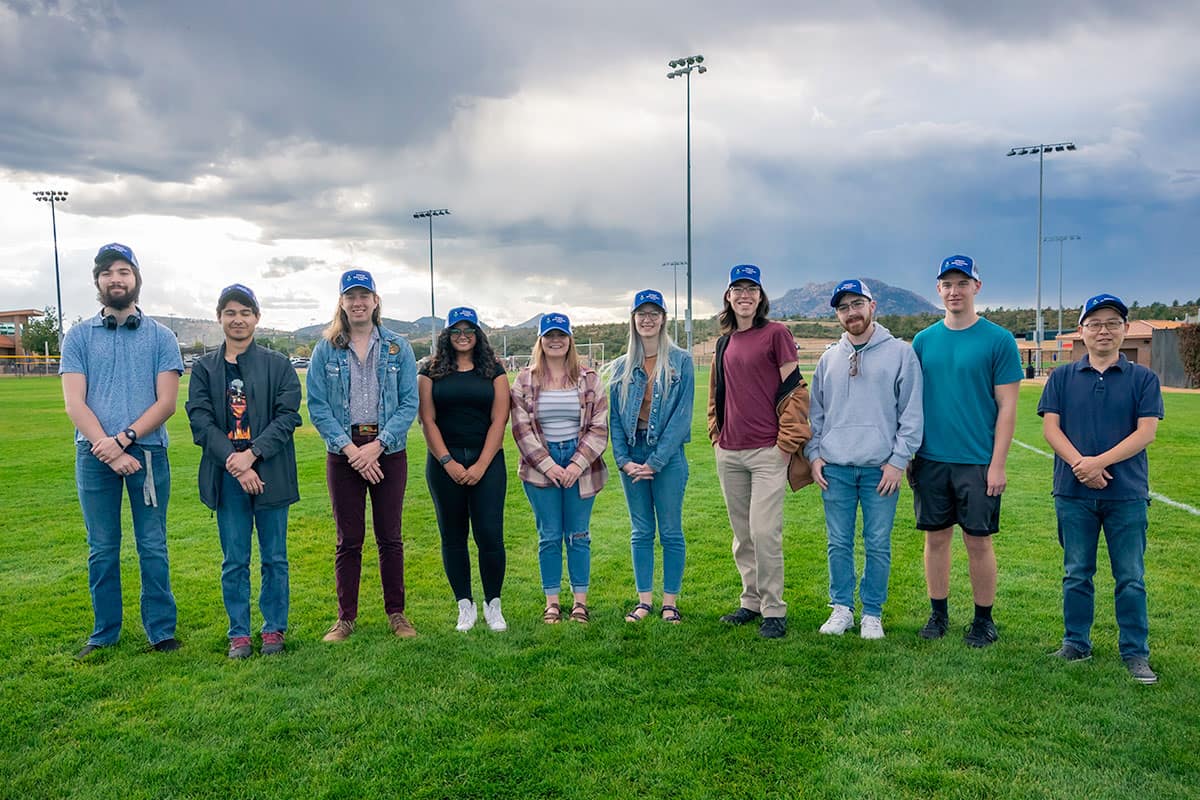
[
  {"x1": 842, "y1": 313, "x2": 872, "y2": 336},
  {"x1": 98, "y1": 283, "x2": 140, "y2": 310}
]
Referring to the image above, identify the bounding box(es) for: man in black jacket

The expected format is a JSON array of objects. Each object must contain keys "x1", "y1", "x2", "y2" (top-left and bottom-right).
[{"x1": 186, "y1": 284, "x2": 301, "y2": 658}]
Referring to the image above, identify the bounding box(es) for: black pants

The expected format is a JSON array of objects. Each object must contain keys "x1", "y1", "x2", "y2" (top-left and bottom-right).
[{"x1": 425, "y1": 447, "x2": 507, "y2": 602}]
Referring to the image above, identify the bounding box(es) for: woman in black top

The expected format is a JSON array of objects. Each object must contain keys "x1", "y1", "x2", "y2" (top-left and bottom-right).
[{"x1": 418, "y1": 307, "x2": 511, "y2": 632}]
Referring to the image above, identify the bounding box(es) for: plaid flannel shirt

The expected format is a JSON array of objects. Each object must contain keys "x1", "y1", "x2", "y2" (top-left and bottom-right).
[{"x1": 510, "y1": 366, "x2": 609, "y2": 498}]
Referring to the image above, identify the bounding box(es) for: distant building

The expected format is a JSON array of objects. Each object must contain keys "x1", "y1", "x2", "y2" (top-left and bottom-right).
[{"x1": 0, "y1": 309, "x2": 45, "y2": 358}]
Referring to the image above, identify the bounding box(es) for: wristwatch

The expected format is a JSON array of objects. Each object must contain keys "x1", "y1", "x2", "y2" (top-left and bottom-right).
[
  {"x1": 439, "y1": 454, "x2": 453, "y2": 465},
  {"x1": 122, "y1": 428, "x2": 138, "y2": 448}
]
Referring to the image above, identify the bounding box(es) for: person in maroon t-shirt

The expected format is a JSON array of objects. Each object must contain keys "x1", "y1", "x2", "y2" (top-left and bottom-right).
[{"x1": 706, "y1": 264, "x2": 810, "y2": 639}]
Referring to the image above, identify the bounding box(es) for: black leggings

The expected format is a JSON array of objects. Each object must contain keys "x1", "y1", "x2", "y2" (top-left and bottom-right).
[{"x1": 425, "y1": 447, "x2": 507, "y2": 602}]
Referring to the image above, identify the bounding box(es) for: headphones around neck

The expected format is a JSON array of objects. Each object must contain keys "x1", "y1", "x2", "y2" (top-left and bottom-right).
[{"x1": 102, "y1": 309, "x2": 142, "y2": 330}]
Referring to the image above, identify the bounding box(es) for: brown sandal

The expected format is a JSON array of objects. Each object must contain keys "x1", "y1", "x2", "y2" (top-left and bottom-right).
[
  {"x1": 543, "y1": 603, "x2": 561, "y2": 624},
  {"x1": 569, "y1": 602, "x2": 590, "y2": 624},
  {"x1": 661, "y1": 605, "x2": 682, "y2": 624}
]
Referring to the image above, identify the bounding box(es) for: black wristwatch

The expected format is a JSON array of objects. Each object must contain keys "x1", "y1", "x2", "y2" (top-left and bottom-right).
[
  {"x1": 439, "y1": 453, "x2": 453, "y2": 465},
  {"x1": 122, "y1": 428, "x2": 138, "y2": 448}
]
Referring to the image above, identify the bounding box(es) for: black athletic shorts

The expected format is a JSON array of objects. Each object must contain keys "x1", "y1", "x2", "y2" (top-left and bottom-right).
[{"x1": 908, "y1": 455, "x2": 1001, "y2": 536}]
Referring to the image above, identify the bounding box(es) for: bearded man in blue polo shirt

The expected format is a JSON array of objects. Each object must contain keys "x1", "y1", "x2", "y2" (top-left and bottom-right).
[
  {"x1": 60, "y1": 243, "x2": 185, "y2": 659},
  {"x1": 1038, "y1": 293, "x2": 1164, "y2": 685}
]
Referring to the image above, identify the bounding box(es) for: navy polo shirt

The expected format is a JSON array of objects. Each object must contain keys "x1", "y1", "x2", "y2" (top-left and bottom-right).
[{"x1": 1037, "y1": 354, "x2": 1164, "y2": 500}]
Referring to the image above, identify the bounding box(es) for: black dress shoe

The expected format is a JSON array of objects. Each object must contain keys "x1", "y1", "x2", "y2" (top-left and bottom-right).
[
  {"x1": 152, "y1": 637, "x2": 181, "y2": 652},
  {"x1": 75, "y1": 643, "x2": 105, "y2": 660}
]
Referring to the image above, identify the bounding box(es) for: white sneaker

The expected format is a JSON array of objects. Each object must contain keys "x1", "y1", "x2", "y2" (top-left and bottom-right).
[
  {"x1": 455, "y1": 598, "x2": 477, "y2": 632},
  {"x1": 483, "y1": 597, "x2": 508, "y2": 632},
  {"x1": 860, "y1": 614, "x2": 885, "y2": 640},
  {"x1": 819, "y1": 604, "x2": 855, "y2": 635}
]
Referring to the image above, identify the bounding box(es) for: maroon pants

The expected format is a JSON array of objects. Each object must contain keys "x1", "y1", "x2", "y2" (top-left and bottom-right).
[{"x1": 326, "y1": 438, "x2": 408, "y2": 620}]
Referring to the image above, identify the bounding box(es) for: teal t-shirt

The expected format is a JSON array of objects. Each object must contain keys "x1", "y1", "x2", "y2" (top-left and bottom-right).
[{"x1": 912, "y1": 317, "x2": 1023, "y2": 465}]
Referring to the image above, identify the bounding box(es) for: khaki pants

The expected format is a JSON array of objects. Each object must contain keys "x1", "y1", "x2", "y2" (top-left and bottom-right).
[{"x1": 714, "y1": 444, "x2": 789, "y2": 617}]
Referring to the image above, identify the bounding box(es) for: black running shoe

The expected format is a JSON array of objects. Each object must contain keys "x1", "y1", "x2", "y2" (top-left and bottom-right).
[
  {"x1": 918, "y1": 612, "x2": 949, "y2": 640},
  {"x1": 758, "y1": 617, "x2": 787, "y2": 639},
  {"x1": 719, "y1": 607, "x2": 763, "y2": 626},
  {"x1": 963, "y1": 618, "x2": 998, "y2": 648}
]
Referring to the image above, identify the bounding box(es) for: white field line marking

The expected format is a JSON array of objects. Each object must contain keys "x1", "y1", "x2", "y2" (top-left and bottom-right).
[{"x1": 1012, "y1": 438, "x2": 1200, "y2": 517}]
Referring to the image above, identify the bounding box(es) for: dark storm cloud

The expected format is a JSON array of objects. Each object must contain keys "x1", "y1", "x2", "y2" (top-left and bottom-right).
[{"x1": 263, "y1": 255, "x2": 326, "y2": 278}]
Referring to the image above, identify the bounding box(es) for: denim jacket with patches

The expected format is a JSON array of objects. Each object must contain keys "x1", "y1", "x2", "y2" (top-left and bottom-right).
[{"x1": 306, "y1": 326, "x2": 418, "y2": 454}]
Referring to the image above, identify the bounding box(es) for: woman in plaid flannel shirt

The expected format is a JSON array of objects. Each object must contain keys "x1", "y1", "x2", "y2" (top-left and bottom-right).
[{"x1": 510, "y1": 313, "x2": 609, "y2": 624}]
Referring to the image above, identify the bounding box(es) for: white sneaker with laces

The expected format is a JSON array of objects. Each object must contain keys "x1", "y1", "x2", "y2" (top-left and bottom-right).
[
  {"x1": 819, "y1": 604, "x2": 855, "y2": 635},
  {"x1": 860, "y1": 614, "x2": 885, "y2": 640},
  {"x1": 455, "y1": 598, "x2": 477, "y2": 632},
  {"x1": 483, "y1": 597, "x2": 508, "y2": 632}
]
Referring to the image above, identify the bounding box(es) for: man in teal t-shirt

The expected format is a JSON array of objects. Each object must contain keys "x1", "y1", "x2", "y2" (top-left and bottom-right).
[{"x1": 910, "y1": 255, "x2": 1023, "y2": 648}]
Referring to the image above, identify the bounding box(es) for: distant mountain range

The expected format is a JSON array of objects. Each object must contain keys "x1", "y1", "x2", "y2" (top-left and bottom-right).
[{"x1": 772, "y1": 278, "x2": 938, "y2": 318}]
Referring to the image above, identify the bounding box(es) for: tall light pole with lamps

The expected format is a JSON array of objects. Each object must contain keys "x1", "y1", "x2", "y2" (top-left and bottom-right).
[
  {"x1": 667, "y1": 54, "x2": 707, "y2": 354},
  {"x1": 1043, "y1": 233, "x2": 1081, "y2": 359},
  {"x1": 412, "y1": 208, "x2": 451, "y2": 356},
  {"x1": 1006, "y1": 141, "x2": 1076, "y2": 374},
  {"x1": 662, "y1": 260, "x2": 686, "y2": 341},
  {"x1": 32, "y1": 189, "x2": 68, "y2": 351}
]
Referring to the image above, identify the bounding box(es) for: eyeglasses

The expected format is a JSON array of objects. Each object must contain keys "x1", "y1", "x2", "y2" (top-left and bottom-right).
[
  {"x1": 848, "y1": 350, "x2": 859, "y2": 377},
  {"x1": 634, "y1": 310, "x2": 663, "y2": 321},
  {"x1": 1082, "y1": 319, "x2": 1125, "y2": 332},
  {"x1": 729, "y1": 286, "x2": 761, "y2": 296},
  {"x1": 449, "y1": 327, "x2": 477, "y2": 339},
  {"x1": 836, "y1": 298, "x2": 869, "y2": 314}
]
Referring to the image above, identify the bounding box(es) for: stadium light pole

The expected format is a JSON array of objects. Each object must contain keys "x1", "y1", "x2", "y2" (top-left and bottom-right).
[
  {"x1": 32, "y1": 189, "x2": 68, "y2": 351},
  {"x1": 1043, "y1": 233, "x2": 1081, "y2": 358},
  {"x1": 662, "y1": 260, "x2": 687, "y2": 341},
  {"x1": 667, "y1": 54, "x2": 707, "y2": 354},
  {"x1": 1006, "y1": 141, "x2": 1076, "y2": 375},
  {"x1": 412, "y1": 208, "x2": 451, "y2": 356}
]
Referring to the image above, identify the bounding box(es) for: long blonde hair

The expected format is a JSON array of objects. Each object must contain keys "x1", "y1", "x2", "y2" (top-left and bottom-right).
[
  {"x1": 530, "y1": 334, "x2": 580, "y2": 388},
  {"x1": 613, "y1": 310, "x2": 675, "y2": 412},
  {"x1": 323, "y1": 294, "x2": 383, "y2": 348}
]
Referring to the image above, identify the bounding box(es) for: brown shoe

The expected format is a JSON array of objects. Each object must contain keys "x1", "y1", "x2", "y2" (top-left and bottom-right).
[
  {"x1": 322, "y1": 619, "x2": 355, "y2": 642},
  {"x1": 388, "y1": 612, "x2": 417, "y2": 638}
]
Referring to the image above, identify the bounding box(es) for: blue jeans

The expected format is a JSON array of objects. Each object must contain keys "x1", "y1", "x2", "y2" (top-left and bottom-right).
[
  {"x1": 820, "y1": 464, "x2": 899, "y2": 618},
  {"x1": 522, "y1": 439, "x2": 594, "y2": 594},
  {"x1": 1055, "y1": 496, "x2": 1149, "y2": 658},
  {"x1": 75, "y1": 442, "x2": 177, "y2": 646},
  {"x1": 216, "y1": 472, "x2": 290, "y2": 638},
  {"x1": 619, "y1": 434, "x2": 687, "y2": 595}
]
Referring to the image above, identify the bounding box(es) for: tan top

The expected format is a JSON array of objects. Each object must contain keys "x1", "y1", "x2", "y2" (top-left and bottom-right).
[{"x1": 637, "y1": 354, "x2": 658, "y2": 428}]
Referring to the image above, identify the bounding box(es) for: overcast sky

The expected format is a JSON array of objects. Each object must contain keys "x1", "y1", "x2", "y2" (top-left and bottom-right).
[{"x1": 2, "y1": 0, "x2": 1198, "y2": 331}]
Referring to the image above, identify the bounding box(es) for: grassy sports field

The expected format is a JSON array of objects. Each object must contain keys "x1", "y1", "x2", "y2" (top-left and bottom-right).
[{"x1": 0, "y1": 372, "x2": 1197, "y2": 799}]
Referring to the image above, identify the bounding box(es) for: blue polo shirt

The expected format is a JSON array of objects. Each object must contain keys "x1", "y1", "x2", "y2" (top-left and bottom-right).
[
  {"x1": 1037, "y1": 354, "x2": 1163, "y2": 500},
  {"x1": 60, "y1": 311, "x2": 185, "y2": 446}
]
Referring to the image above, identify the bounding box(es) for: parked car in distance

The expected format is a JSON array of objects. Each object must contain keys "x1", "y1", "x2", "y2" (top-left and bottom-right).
[{"x1": 290, "y1": 357, "x2": 310, "y2": 369}]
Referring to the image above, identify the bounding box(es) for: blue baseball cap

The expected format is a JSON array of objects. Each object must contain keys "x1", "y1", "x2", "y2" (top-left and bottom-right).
[
  {"x1": 446, "y1": 306, "x2": 479, "y2": 328},
  {"x1": 95, "y1": 242, "x2": 139, "y2": 270},
  {"x1": 1079, "y1": 293, "x2": 1129, "y2": 325},
  {"x1": 632, "y1": 289, "x2": 666, "y2": 313},
  {"x1": 728, "y1": 264, "x2": 762, "y2": 287},
  {"x1": 831, "y1": 279, "x2": 873, "y2": 308},
  {"x1": 937, "y1": 254, "x2": 980, "y2": 281},
  {"x1": 340, "y1": 269, "x2": 375, "y2": 294},
  {"x1": 218, "y1": 283, "x2": 260, "y2": 314},
  {"x1": 539, "y1": 312, "x2": 572, "y2": 337}
]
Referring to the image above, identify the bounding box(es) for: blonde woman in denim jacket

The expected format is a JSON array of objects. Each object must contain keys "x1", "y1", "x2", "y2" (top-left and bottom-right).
[
  {"x1": 510, "y1": 312, "x2": 609, "y2": 624},
  {"x1": 608, "y1": 290, "x2": 694, "y2": 624}
]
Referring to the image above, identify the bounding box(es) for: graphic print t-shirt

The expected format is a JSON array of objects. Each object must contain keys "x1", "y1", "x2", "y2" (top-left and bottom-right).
[{"x1": 225, "y1": 360, "x2": 252, "y2": 451}]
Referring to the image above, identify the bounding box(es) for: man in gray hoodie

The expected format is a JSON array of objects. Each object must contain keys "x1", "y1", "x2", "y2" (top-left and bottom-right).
[{"x1": 805, "y1": 279, "x2": 923, "y2": 639}]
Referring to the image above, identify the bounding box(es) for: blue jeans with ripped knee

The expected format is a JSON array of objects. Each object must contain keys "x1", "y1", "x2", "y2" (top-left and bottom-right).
[{"x1": 522, "y1": 439, "x2": 594, "y2": 594}]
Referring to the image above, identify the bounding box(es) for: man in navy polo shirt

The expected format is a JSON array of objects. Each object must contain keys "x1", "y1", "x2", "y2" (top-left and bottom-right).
[
  {"x1": 61, "y1": 243, "x2": 185, "y2": 658},
  {"x1": 1038, "y1": 293, "x2": 1164, "y2": 684}
]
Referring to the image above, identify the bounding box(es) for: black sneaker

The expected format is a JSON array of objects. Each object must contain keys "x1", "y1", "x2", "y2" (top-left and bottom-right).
[
  {"x1": 1050, "y1": 644, "x2": 1092, "y2": 662},
  {"x1": 759, "y1": 617, "x2": 787, "y2": 639},
  {"x1": 1123, "y1": 656, "x2": 1158, "y2": 685},
  {"x1": 75, "y1": 643, "x2": 105, "y2": 660},
  {"x1": 719, "y1": 607, "x2": 763, "y2": 626},
  {"x1": 152, "y1": 637, "x2": 181, "y2": 653},
  {"x1": 918, "y1": 612, "x2": 949, "y2": 640},
  {"x1": 963, "y1": 618, "x2": 998, "y2": 648}
]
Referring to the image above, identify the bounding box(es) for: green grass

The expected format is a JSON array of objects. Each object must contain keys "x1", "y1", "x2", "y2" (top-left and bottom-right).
[{"x1": 0, "y1": 373, "x2": 1197, "y2": 800}]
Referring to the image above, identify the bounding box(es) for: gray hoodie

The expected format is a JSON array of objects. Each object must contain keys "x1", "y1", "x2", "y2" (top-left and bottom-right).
[{"x1": 804, "y1": 322, "x2": 923, "y2": 469}]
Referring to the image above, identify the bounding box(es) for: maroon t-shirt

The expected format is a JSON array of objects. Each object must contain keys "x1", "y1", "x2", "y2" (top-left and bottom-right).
[{"x1": 718, "y1": 321, "x2": 797, "y2": 450}]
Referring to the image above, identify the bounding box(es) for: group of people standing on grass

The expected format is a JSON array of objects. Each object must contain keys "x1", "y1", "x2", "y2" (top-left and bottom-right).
[{"x1": 61, "y1": 242, "x2": 1165, "y2": 684}]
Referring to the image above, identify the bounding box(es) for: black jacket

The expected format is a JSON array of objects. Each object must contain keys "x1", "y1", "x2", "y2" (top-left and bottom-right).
[{"x1": 186, "y1": 342, "x2": 302, "y2": 510}]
